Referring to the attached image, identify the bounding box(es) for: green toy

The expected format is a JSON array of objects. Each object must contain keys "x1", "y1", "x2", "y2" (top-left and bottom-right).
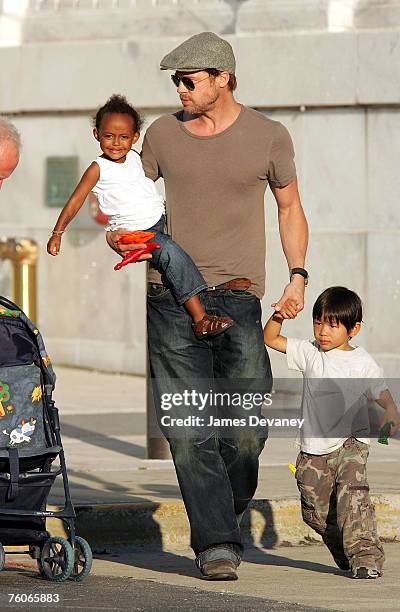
[{"x1": 377, "y1": 421, "x2": 395, "y2": 445}]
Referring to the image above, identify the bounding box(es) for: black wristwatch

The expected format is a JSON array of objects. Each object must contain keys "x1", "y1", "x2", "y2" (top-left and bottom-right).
[{"x1": 290, "y1": 267, "x2": 309, "y2": 286}]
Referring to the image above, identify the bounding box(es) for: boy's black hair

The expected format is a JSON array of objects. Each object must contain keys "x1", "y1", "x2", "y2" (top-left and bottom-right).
[
  {"x1": 312, "y1": 286, "x2": 363, "y2": 332},
  {"x1": 93, "y1": 94, "x2": 143, "y2": 132}
]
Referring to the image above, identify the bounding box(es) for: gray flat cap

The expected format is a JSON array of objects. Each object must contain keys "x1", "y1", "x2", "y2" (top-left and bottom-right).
[{"x1": 160, "y1": 32, "x2": 236, "y2": 74}]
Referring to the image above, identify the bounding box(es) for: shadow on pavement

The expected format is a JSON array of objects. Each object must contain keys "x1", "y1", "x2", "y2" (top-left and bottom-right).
[
  {"x1": 61, "y1": 422, "x2": 146, "y2": 459},
  {"x1": 243, "y1": 547, "x2": 341, "y2": 576},
  {"x1": 94, "y1": 547, "x2": 200, "y2": 579},
  {"x1": 241, "y1": 503, "x2": 339, "y2": 575},
  {"x1": 49, "y1": 468, "x2": 181, "y2": 504},
  {"x1": 90, "y1": 501, "x2": 337, "y2": 580}
]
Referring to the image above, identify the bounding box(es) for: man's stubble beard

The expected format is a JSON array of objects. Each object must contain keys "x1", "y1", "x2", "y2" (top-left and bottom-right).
[{"x1": 184, "y1": 88, "x2": 219, "y2": 115}]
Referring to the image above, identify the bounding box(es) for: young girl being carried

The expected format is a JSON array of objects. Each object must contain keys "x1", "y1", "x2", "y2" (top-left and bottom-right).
[{"x1": 47, "y1": 95, "x2": 233, "y2": 339}]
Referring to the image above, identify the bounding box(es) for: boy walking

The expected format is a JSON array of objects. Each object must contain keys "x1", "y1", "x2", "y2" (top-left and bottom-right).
[{"x1": 264, "y1": 286, "x2": 400, "y2": 578}]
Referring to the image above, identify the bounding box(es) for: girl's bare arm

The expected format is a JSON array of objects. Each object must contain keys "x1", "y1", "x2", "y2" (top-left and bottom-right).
[
  {"x1": 47, "y1": 162, "x2": 100, "y2": 255},
  {"x1": 52, "y1": 162, "x2": 100, "y2": 232}
]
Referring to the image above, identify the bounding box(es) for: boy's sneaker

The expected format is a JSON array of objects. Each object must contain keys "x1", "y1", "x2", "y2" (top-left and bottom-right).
[{"x1": 352, "y1": 566, "x2": 381, "y2": 579}]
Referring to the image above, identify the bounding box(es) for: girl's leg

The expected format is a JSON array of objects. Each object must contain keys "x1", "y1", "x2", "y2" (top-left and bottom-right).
[
  {"x1": 149, "y1": 231, "x2": 234, "y2": 337},
  {"x1": 185, "y1": 295, "x2": 205, "y2": 323},
  {"x1": 117, "y1": 220, "x2": 234, "y2": 337}
]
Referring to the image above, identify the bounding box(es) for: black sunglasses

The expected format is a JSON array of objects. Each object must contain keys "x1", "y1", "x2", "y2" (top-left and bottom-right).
[{"x1": 171, "y1": 74, "x2": 211, "y2": 91}]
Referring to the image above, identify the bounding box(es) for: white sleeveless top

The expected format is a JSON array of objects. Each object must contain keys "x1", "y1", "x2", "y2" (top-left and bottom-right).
[{"x1": 92, "y1": 150, "x2": 165, "y2": 231}]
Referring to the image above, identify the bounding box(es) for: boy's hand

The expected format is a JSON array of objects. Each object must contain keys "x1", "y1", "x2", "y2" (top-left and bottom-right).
[
  {"x1": 380, "y1": 407, "x2": 400, "y2": 437},
  {"x1": 47, "y1": 235, "x2": 61, "y2": 256},
  {"x1": 106, "y1": 229, "x2": 152, "y2": 260},
  {"x1": 376, "y1": 389, "x2": 400, "y2": 437}
]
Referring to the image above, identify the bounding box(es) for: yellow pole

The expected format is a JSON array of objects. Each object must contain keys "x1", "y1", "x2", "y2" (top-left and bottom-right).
[{"x1": 0, "y1": 238, "x2": 38, "y2": 323}]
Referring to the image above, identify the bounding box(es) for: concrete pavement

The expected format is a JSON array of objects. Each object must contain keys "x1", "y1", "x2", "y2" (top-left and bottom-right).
[
  {"x1": 3, "y1": 544, "x2": 400, "y2": 611},
  {"x1": 0, "y1": 573, "x2": 334, "y2": 612}
]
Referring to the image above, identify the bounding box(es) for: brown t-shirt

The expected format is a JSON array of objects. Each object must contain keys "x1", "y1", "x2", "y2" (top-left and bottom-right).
[{"x1": 142, "y1": 105, "x2": 296, "y2": 298}]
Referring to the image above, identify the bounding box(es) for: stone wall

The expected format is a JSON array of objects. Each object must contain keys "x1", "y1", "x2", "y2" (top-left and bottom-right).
[{"x1": 0, "y1": 0, "x2": 399, "y2": 377}]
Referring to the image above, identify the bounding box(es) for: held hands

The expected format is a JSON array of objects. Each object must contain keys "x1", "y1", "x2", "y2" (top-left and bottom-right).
[{"x1": 272, "y1": 277, "x2": 305, "y2": 319}]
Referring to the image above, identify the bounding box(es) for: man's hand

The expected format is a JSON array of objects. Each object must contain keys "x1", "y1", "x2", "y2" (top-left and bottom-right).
[
  {"x1": 106, "y1": 229, "x2": 152, "y2": 261},
  {"x1": 272, "y1": 277, "x2": 305, "y2": 319}
]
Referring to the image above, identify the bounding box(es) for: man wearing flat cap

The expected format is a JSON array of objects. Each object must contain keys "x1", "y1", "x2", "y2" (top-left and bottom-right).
[{"x1": 108, "y1": 32, "x2": 308, "y2": 580}]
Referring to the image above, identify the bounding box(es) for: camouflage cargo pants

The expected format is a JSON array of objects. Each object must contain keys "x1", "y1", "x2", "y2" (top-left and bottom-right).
[{"x1": 295, "y1": 437, "x2": 385, "y2": 572}]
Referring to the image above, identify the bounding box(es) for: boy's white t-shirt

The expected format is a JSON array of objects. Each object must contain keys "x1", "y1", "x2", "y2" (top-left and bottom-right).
[
  {"x1": 92, "y1": 150, "x2": 165, "y2": 231},
  {"x1": 286, "y1": 338, "x2": 387, "y2": 455}
]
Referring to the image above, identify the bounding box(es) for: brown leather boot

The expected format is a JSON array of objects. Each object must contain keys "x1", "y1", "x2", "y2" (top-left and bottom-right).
[{"x1": 201, "y1": 559, "x2": 238, "y2": 581}]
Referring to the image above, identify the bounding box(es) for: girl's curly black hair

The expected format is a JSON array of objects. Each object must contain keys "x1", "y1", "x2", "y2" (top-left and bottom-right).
[{"x1": 93, "y1": 94, "x2": 143, "y2": 132}]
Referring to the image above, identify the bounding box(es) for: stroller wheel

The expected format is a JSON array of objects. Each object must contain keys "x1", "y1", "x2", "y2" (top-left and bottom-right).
[
  {"x1": 71, "y1": 536, "x2": 93, "y2": 581},
  {"x1": 0, "y1": 543, "x2": 5, "y2": 571},
  {"x1": 39, "y1": 536, "x2": 74, "y2": 582}
]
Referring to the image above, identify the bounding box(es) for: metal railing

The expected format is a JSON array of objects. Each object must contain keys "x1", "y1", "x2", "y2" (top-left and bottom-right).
[{"x1": 0, "y1": 238, "x2": 38, "y2": 323}]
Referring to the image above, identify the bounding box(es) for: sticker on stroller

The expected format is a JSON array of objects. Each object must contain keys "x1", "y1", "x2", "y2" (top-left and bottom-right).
[
  {"x1": 0, "y1": 306, "x2": 20, "y2": 318},
  {"x1": 31, "y1": 385, "x2": 43, "y2": 403},
  {"x1": 0, "y1": 381, "x2": 10, "y2": 416},
  {"x1": 2, "y1": 416, "x2": 37, "y2": 446}
]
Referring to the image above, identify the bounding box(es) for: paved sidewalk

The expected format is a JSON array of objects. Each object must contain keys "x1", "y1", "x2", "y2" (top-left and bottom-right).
[
  {"x1": 90, "y1": 542, "x2": 400, "y2": 611},
  {"x1": 3, "y1": 544, "x2": 400, "y2": 611}
]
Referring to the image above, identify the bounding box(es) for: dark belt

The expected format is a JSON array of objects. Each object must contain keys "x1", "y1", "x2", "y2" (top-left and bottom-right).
[{"x1": 207, "y1": 277, "x2": 252, "y2": 291}]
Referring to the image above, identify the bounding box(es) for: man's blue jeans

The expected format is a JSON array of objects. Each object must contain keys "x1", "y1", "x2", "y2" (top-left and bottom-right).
[
  {"x1": 147, "y1": 283, "x2": 272, "y2": 561},
  {"x1": 146, "y1": 216, "x2": 207, "y2": 304}
]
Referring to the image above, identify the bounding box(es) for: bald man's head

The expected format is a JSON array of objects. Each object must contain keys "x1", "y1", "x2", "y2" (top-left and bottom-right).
[{"x1": 0, "y1": 118, "x2": 20, "y2": 190}]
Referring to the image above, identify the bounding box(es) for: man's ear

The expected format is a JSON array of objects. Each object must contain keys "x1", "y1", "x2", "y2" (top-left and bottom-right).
[
  {"x1": 349, "y1": 322, "x2": 361, "y2": 338},
  {"x1": 93, "y1": 128, "x2": 99, "y2": 141},
  {"x1": 132, "y1": 131, "x2": 140, "y2": 144},
  {"x1": 217, "y1": 71, "x2": 230, "y2": 89}
]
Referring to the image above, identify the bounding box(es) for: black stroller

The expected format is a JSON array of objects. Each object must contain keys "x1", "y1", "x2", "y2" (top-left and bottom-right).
[{"x1": 0, "y1": 295, "x2": 92, "y2": 582}]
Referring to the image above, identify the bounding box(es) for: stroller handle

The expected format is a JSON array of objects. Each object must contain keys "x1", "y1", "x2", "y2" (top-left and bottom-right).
[{"x1": 0, "y1": 295, "x2": 21, "y2": 311}]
